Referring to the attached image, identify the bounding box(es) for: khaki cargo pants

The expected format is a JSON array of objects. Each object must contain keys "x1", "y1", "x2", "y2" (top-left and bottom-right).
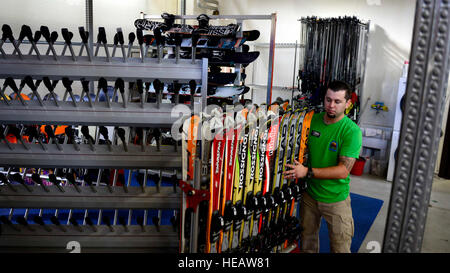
[{"x1": 299, "y1": 191, "x2": 354, "y2": 253}]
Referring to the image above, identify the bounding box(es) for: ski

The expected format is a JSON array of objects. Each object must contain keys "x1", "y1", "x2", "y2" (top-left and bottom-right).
[
  {"x1": 292, "y1": 109, "x2": 314, "y2": 211},
  {"x1": 205, "y1": 110, "x2": 226, "y2": 253},
  {"x1": 257, "y1": 104, "x2": 282, "y2": 252},
  {"x1": 179, "y1": 114, "x2": 201, "y2": 253},
  {"x1": 219, "y1": 108, "x2": 244, "y2": 252},
  {"x1": 271, "y1": 108, "x2": 299, "y2": 251},
  {"x1": 247, "y1": 107, "x2": 272, "y2": 251},
  {"x1": 266, "y1": 106, "x2": 292, "y2": 251},
  {"x1": 238, "y1": 105, "x2": 260, "y2": 251},
  {"x1": 277, "y1": 109, "x2": 306, "y2": 251},
  {"x1": 228, "y1": 106, "x2": 250, "y2": 251}
]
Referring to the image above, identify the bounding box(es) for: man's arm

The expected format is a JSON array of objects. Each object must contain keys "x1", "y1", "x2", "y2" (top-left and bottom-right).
[
  {"x1": 310, "y1": 156, "x2": 355, "y2": 180},
  {"x1": 284, "y1": 156, "x2": 356, "y2": 180}
]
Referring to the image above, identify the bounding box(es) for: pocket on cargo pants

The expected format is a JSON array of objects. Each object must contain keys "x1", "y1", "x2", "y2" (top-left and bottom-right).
[{"x1": 324, "y1": 195, "x2": 354, "y2": 253}]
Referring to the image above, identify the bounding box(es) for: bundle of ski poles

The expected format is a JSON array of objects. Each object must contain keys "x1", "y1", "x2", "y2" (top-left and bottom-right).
[
  {"x1": 298, "y1": 16, "x2": 368, "y2": 122},
  {"x1": 179, "y1": 100, "x2": 318, "y2": 253}
]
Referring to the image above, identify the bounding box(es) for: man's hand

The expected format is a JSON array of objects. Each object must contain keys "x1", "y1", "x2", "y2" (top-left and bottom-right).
[{"x1": 284, "y1": 159, "x2": 308, "y2": 179}]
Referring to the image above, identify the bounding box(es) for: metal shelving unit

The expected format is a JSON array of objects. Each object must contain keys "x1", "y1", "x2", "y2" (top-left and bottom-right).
[
  {"x1": 0, "y1": 9, "x2": 208, "y2": 252},
  {"x1": 0, "y1": 9, "x2": 277, "y2": 253}
]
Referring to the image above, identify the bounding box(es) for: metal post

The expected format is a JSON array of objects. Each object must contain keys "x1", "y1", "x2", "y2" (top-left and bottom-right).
[
  {"x1": 201, "y1": 58, "x2": 208, "y2": 113},
  {"x1": 86, "y1": 0, "x2": 94, "y2": 94},
  {"x1": 291, "y1": 40, "x2": 298, "y2": 104},
  {"x1": 266, "y1": 13, "x2": 277, "y2": 105},
  {"x1": 180, "y1": 0, "x2": 186, "y2": 25},
  {"x1": 383, "y1": 0, "x2": 450, "y2": 253},
  {"x1": 358, "y1": 21, "x2": 370, "y2": 122},
  {"x1": 189, "y1": 158, "x2": 202, "y2": 253}
]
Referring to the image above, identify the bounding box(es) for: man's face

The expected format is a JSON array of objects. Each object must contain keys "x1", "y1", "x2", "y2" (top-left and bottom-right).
[{"x1": 324, "y1": 89, "x2": 351, "y2": 119}]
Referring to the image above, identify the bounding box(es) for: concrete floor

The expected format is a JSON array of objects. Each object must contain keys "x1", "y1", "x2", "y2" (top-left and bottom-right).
[{"x1": 349, "y1": 173, "x2": 450, "y2": 253}]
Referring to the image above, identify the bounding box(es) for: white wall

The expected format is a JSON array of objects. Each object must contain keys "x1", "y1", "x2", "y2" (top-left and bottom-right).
[
  {"x1": 0, "y1": 0, "x2": 419, "y2": 129},
  {"x1": 218, "y1": 0, "x2": 416, "y2": 128},
  {"x1": 0, "y1": 0, "x2": 149, "y2": 44},
  {"x1": 0, "y1": 0, "x2": 160, "y2": 98}
]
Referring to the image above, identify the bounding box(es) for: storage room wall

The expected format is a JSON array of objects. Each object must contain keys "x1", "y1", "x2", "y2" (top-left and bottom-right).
[{"x1": 218, "y1": 0, "x2": 416, "y2": 129}]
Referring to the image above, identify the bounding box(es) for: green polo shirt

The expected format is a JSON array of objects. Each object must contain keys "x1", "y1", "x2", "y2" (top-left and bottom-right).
[{"x1": 307, "y1": 112, "x2": 362, "y2": 203}]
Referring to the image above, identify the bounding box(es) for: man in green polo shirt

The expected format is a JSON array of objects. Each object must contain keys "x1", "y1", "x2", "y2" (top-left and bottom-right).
[{"x1": 284, "y1": 80, "x2": 362, "y2": 253}]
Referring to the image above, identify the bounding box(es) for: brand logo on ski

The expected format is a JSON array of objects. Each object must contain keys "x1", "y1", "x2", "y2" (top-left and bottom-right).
[
  {"x1": 238, "y1": 133, "x2": 248, "y2": 190},
  {"x1": 215, "y1": 141, "x2": 222, "y2": 175},
  {"x1": 249, "y1": 127, "x2": 259, "y2": 181}
]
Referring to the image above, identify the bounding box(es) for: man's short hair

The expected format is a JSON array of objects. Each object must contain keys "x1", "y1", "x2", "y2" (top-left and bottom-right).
[{"x1": 328, "y1": 81, "x2": 352, "y2": 100}]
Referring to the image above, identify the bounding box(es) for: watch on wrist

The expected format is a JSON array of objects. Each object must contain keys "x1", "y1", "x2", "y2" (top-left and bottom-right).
[{"x1": 306, "y1": 166, "x2": 314, "y2": 179}]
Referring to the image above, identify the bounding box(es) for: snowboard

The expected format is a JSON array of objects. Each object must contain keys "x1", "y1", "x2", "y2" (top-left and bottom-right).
[
  {"x1": 134, "y1": 19, "x2": 239, "y2": 37},
  {"x1": 203, "y1": 110, "x2": 225, "y2": 253},
  {"x1": 208, "y1": 85, "x2": 250, "y2": 98}
]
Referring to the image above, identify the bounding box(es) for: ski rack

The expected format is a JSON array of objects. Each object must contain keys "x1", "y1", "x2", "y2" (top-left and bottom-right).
[
  {"x1": 139, "y1": 13, "x2": 278, "y2": 253},
  {"x1": 0, "y1": 21, "x2": 209, "y2": 252},
  {"x1": 141, "y1": 13, "x2": 277, "y2": 105},
  {"x1": 296, "y1": 17, "x2": 370, "y2": 122}
]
